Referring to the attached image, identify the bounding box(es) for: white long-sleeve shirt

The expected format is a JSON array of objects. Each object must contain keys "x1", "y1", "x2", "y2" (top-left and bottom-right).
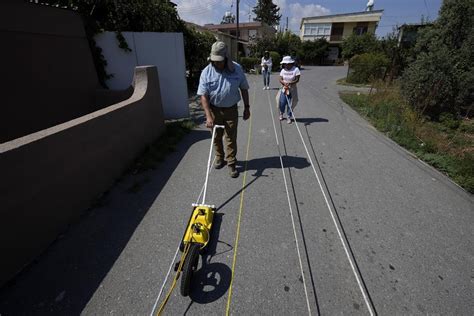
[{"x1": 261, "y1": 57, "x2": 272, "y2": 72}]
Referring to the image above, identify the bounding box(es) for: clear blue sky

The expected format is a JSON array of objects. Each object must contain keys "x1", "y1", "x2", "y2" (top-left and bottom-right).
[{"x1": 175, "y1": 0, "x2": 443, "y2": 37}]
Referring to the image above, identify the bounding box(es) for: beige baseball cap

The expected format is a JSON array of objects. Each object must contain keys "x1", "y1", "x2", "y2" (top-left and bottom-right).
[
  {"x1": 209, "y1": 41, "x2": 227, "y2": 62},
  {"x1": 208, "y1": 41, "x2": 235, "y2": 71}
]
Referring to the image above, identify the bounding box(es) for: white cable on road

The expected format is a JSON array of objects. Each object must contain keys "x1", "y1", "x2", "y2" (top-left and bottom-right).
[
  {"x1": 266, "y1": 92, "x2": 312, "y2": 316},
  {"x1": 284, "y1": 93, "x2": 375, "y2": 316}
]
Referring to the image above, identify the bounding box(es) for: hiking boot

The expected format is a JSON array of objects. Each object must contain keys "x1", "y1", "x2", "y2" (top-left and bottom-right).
[
  {"x1": 228, "y1": 165, "x2": 238, "y2": 178},
  {"x1": 214, "y1": 159, "x2": 226, "y2": 169}
]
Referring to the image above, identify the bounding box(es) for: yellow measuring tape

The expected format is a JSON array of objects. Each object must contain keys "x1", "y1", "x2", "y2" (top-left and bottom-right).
[{"x1": 156, "y1": 242, "x2": 192, "y2": 316}]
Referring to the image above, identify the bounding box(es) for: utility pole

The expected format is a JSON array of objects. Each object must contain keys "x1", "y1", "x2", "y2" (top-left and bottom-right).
[
  {"x1": 236, "y1": 0, "x2": 240, "y2": 41},
  {"x1": 286, "y1": 16, "x2": 288, "y2": 32}
]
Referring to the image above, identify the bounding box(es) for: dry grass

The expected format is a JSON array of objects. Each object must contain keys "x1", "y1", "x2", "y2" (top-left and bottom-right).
[{"x1": 340, "y1": 84, "x2": 474, "y2": 193}]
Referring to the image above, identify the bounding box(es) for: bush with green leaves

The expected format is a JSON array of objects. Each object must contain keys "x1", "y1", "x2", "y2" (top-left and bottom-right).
[
  {"x1": 239, "y1": 57, "x2": 260, "y2": 72},
  {"x1": 248, "y1": 31, "x2": 303, "y2": 67},
  {"x1": 401, "y1": 0, "x2": 474, "y2": 118},
  {"x1": 182, "y1": 27, "x2": 215, "y2": 89},
  {"x1": 341, "y1": 33, "x2": 381, "y2": 60},
  {"x1": 269, "y1": 51, "x2": 281, "y2": 69},
  {"x1": 298, "y1": 38, "x2": 329, "y2": 65},
  {"x1": 275, "y1": 32, "x2": 302, "y2": 58},
  {"x1": 347, "y1": 53, "x2": 390, "y2": 84}
]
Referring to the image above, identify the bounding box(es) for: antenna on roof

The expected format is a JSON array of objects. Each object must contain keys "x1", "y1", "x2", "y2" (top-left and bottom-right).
[{"x1": 366, "y1": 0, "x2": 374, "y2": 11}]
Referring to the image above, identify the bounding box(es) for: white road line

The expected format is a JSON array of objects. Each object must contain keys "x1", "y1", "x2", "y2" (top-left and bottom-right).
[
  {"x1": 285, "y1": 93, "x2": 375, "y2": 316},
  {"x1": 265, "y1": 91, "x2": 312, "y2": 316}
]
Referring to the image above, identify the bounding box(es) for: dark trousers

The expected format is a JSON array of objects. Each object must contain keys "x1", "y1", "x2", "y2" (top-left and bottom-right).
[{"x1": 210, "y1": 104, "x2": 238, "y2": 166}]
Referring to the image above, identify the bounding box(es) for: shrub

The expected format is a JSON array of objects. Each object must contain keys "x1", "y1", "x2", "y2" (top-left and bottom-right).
[
  {"x1": 401, "y1": 0, "x2": 474, "y2": 119},
  {"x1": 239, "y1": 57, "x2": 260, "y2": 72},
  {"x1": 341, "y1": 33, "x2": 381, "y2": 60},
  {"x1": 347, "y1": 53, "x2": 390, "y2": 84},
  {"x1": 269, "y1": 51, "x2": 281, "y2": 68},
  {"x1": 298, "y1": 38, "x2": 328, "y2": 65},
  {"x1": 182, "y1": 27, "x2": 215, "y2": 89}
]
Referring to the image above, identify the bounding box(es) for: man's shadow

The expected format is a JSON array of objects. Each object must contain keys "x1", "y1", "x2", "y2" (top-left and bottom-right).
[
  {"x1": 242, "y1": 155, "x2": 311, "y2": 177},
  {"x1": 213, "y1": 155, "x2": 310, "y2": 213}
]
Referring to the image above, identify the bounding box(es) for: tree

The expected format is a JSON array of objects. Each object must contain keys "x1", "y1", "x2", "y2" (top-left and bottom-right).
[
  {"x1": 299, "y1": 39, "x2": 329, "y2": 65},
  {"x1": 341, "y1": 33, "x2": 381, "y2": 59},
  {"x1": 182, "y1": 27, "x2": 215, "y2": 88},
  {"x1": 253, "y1": 0, "x2": 281, "y2": 26},
  {"x1": 274, "y1": 31, "x2": 301, "y2": 57},
  {"x1": 248, "y1": 36, "x2": 276, "y2": 57},
  {"x1": 401, "y1": 0, "x2": 474, "y2": 118}
]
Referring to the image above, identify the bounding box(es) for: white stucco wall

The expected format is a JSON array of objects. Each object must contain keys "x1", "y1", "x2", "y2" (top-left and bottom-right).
[{"x1": 95, "y1": 32, "x2": 189, "y2": 119}]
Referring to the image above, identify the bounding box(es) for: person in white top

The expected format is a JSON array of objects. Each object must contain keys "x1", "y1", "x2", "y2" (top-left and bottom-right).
[
  {"x1": 277, "y1": 56, "x2": 300, "y2": 124},
  {"x1": 261, "y1": 51, "x2": 272, "y2": 90}
]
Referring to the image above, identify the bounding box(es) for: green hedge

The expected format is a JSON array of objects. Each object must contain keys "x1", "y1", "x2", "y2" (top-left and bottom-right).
[
  {"x1": 269, "y1": 51, "x2": 281, "y2": 68},
  {"x1": 347, "y1": 53, "x2": 390, "y2": 84},
  {"x1": 239, "y1": 57, "x2": 260, "y2": 72}
]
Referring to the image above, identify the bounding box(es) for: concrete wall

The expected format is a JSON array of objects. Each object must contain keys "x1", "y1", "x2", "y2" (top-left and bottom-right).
[
  {"x1": 0, "y1": 66, "x2": 165, "y2": 287},
  {"x1": 0, "y1": 2, "x2": 101, "y2": 143},
  {"x1": 95, "y1": 32, "x2": 189, "y2": 119}
]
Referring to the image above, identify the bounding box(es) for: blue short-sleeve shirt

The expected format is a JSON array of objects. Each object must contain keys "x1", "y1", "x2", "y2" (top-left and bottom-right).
[{"x1": 197, "y1": 62, "x2": 249, "y2": 108}]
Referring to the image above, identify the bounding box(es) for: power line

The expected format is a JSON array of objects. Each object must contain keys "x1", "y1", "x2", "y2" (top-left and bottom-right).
[
  {"x1": 423, "y1": 0, "x2": 430, "y2": 17},
  {"x1": 175, "y1": 0, "x2": 220, "y2": 14}
]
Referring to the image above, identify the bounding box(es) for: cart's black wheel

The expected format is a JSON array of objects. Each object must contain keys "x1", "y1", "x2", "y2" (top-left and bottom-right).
[{"x1": 180, "y1": 243, "x2": 200, "y2": 296}]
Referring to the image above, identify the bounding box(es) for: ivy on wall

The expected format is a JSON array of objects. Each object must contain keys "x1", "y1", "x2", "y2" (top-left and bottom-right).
[{"x1": 27, "y1": 0, "x2": 185, "y2": 87}]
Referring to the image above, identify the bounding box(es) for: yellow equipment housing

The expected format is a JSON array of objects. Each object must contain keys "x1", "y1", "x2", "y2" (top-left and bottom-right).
[{"x1": 182, "y1": 204, "x2": 215, "y2": 250}]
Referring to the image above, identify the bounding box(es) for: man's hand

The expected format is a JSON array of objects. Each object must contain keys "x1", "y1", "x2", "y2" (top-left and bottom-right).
[
  {"x1": 243, "y1": 108, "x2": 250, "y2": 120},
  {"x1": 206, "y1": 115, "x2": 214, "y2": 128}
]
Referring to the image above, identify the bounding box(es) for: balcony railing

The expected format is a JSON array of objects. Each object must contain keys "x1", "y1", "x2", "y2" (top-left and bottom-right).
[{"x1": 330, "y1": 35, "x2": 343, "y2": 42}]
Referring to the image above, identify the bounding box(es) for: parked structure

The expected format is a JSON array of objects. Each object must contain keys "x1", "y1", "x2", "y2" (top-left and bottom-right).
[
  {"x1": 204, "y1": 21, "x2": 276, "y2": 56},
  {"x1": 397, "y1": 23, "x2": 432, "y2": 48},
  {"x1": 300, "y1": 10, "x2": 383, "y2": 62},
  {"x1": 185, "y1": 21, "x2": 239, "y2": 61}
]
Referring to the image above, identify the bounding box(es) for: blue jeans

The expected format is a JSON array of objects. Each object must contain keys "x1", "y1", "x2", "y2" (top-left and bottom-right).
[
  {"x1": 279, "y1": 91, "x2": 293, "y2": 117},
  {"x1": 262, "y1": 69, "x2": 270, "y2": 86}
]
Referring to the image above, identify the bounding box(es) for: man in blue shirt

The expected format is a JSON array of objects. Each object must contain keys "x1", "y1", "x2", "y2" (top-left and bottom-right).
[{"x1": 197, "y1": 41, "x2": 250, "y2": 178}]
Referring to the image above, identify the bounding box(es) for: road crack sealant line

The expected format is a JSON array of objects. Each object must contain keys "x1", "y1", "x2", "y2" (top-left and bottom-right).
[
  {"x1": 149, "y1": 148, "x2": 216, "y2": 316},
  {"x1": 282, "y1": 91, "x2": 377, "y2": 316},
  {"x1": 225, "y1": 81, "x2": 256, "y2": 315},
  {"x1": 265, "y1": 92, "x2": 312, "y2": 315}
]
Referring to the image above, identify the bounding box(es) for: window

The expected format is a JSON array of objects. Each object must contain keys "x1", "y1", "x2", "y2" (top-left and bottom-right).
[
  {"x1": 304, "y1": 23, "x2": 331, "y2": 39},
  {"x1": 249, "y1": 29, "x2": 257, "y2": 39},
  {"x1": 353, "y1": 22, "x2": 368, "y2": 35}
]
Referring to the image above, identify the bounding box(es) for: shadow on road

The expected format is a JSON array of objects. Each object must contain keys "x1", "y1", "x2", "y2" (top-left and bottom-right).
[
  {"x1": 245, "y1": 155, "x2": 310, "y2": 177},
  {"x1": 0, "y1": 129, "x2": 211, "y2": 315},
  {"x1": 295, "y1": 117, "x2": 329, "y2": 126},
  {"x1": 214, "y1": 155, "x2": 310, "y2": 212}
]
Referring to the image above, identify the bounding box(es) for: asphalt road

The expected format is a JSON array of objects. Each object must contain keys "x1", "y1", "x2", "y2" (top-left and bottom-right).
[{"x1": 0, "y1": 66, "x2": 473, "y2": 315}]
